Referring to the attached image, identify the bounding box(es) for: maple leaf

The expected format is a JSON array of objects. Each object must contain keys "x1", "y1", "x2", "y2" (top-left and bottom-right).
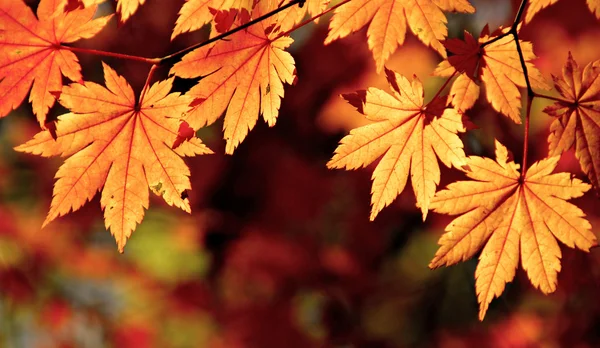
[
  {"x1": 15, "y1": 63, "x2": 212, "y2": 252},
  {"x1": 545, "y1": 53, "x2": 600, "y2": 192},
  {"x1": 324, "y1": 0, "x2": 475, "y2": 73},
  {"x1": 0, "y1": 0, "x2": 112, "y2": 126},
  {"x1": 434, "y1": 28, "x2": 550, "y2": 122},
  {"x1": 171, "y1": 0, "x2": 254, "y2": 40},
  {"x1": 525, "y1": 0, "x2": 600, "y2": 23},
  {"x1": 430, "y1": 140, "x2": 596, "y2": 320},
  {"x1": 328, "y1": 68, "x2": 468, "y2": 220},
  {"x1": 170, "y1": 0, "x2": 296, "y2": 154},
  {"x1": 273, "y1": 0, "x2": 330, "y2": 33}
]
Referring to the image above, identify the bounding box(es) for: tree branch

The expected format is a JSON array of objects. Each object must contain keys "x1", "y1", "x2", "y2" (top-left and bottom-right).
[{"x1": 159, "y1": 0, "x2": 305, "y2": 66}]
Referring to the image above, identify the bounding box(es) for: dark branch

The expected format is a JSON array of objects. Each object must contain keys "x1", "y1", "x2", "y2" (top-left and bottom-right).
[{"x1": 159, "y1": 0, "x2": 304, "y2": 66}]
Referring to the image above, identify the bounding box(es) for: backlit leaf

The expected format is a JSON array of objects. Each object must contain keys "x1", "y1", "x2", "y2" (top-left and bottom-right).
[
  {"x1": 170, "y1": 0, "x2": 296, "y2": 154},
  {"x1": 15, "y1": 63, "x2": 212, "y2": 252},
  {"x1": 430, "y1": 140, "x2": 596, "y2": 320},
  {"x1": 324, "y1": 0, "x2": 475, "y2": 73},
  {"x1": 274, "y1": 0, "x2": 331, "y2": 33},
  {"x1": 171, "y1": 0, "x2": 254, "y2": 40},
  {"x1": 328, "y1": 68, "x2": 468, "y2": 220},
  {"x1": 0, "y1": 0, "x2": 112, "y2": 126},
  {"x1": 546, "y1": 53, "x2": 600, "y2": 192}
]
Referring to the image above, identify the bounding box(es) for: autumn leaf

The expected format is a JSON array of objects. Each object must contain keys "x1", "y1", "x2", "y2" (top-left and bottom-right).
[
  {"x1": 69, "y1": 0, "x2": 145, "y2": 22},
  {"x1": 525, "y1": 0, "x2": 600, "y2": 23},
  {"x1": 545, "y1": 53, "x2": 600, "y2": 193},
  {"x1": 274, "y1": 0, "x2": 330, "y2": 33},
  {"x1": 328, "y1": 68, "x2": 468, "y2": 220},
  {"x1": 170, "y1": 0, "x2": 296, "y2": 154},
  {"x1": 0, "y1": 0, "x2": 112, "y2": 126},
  {"x1": 434, "y1": 28, "x2": 550, "y2": 122},
  {"x1": 430, "y1": 140, "x2": 596, "y2": 320},
  {"x1": 15, "y1": 63, "x2": 212, "y2": 252},
  {"x1": 324, "y1": 0, "x2": 475, "y2": 73},
  {"x1": 115, "y1": 0, "x2": 146, "y2": 22},
  {"x1": 171, "y1": 0, "x2": 254, "y2": 40}
]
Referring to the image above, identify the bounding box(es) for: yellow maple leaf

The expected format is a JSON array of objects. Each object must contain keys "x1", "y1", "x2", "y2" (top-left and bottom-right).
[
  {"x1": 328, "y1": 68, "x2": 468, "y2": 220},
  {"x1": 15, "y1": 63, "x2": 212, "y2": 252},
  {"x1": 170, "y1": 0, "x2": 296, "y2": 154},
  {"x1": 0, "y1": 0, "x2": 112, "y2": 126},
  {"x1": 324, "y1": 0, "x2": 475, "y2": 73},
  {"x1": 430, "y1": 140, "x2": 597, "y2": 320},
  {"x1": 435, "y1": 28, "x2": 551, "y2": 122},
  {"x1": 546, "y1": 53, "x2": 600, "y2": 192}
]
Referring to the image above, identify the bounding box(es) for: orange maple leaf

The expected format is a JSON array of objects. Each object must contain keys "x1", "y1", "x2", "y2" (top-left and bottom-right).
[
  {"x1": 434, "y1": 28, "x2": 550, "y2": 122},
  {"x1": 545, "y1": 53, "x2": 600, "y2": 192},
  {"x1": 328, "y1": 68, "x2": 468, "y2": 220},
  {"x1": 525, "y1": 0, "x2": 600, "y2": 23},
  {"x1": 170, "y1": 0, "x2": 296, "y2": 154},
  {"x1": 430, "y1": 140, "x2": 596, "y2": 320},
  {"x1": 324, "y1": 0, "x2": 475, "y2": 73},
  {"x1": 0, "y1": 0, "x2": 112, "y2": 126},
  {"x1": 171, "y1": 0, "x2": 254, "y2": 40},
  {"x1": 15, "y1": 63, "x2": 212, "y2": 252}
]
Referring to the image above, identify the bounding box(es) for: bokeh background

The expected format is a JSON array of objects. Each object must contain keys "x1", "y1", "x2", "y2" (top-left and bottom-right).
[{"x1": 2, "y1": 0, "x2": 600, "y2": 346}]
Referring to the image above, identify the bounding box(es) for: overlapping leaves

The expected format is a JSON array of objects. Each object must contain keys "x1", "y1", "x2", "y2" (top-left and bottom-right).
[
  {"x1": 328, "y1": 68, "x2": 468, "y2": 220},
  {"x1": 171, "y1": 0, "x2": 254, "y2": 40},
  {"x1": 325, "y1": 0, "x2": 475, "y2": 72},
  {"x1": 430, "y1": 141, "x2": 596, "y2": 320},
  {"x1": 434, "y1": 28, "x2": 550, "y2": 122},
  {"x1": 16, "y1": 63, "x2": 212, "y2": 252}
]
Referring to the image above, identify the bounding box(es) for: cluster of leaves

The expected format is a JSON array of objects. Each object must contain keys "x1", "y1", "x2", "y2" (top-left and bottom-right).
[{"x1": 1, "y1": 0, "x2": 599, "y2": 320}]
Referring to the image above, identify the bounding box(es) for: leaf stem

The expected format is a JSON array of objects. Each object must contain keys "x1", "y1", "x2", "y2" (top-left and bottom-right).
[
  {"x1": 139, "y1": 64, "x2": 158, "y2": 105},
  {"x1": 429, "y1": 70, "x2": 458, "y2": 104},
  {"x1": 521, "y1": 95, "x2": 532, "y2": 179},
  {"x1": 533, "y1": 92, "x2": 570, "y2": 104},
  {"x1": 60, "y1": 45, "x2": 160, "y2": 64},
  {"x1": 159, "y1": 0, "x2": 305, "y2": 66},
  {"x1": 275, "y1": 0, "x2": 353, "y2": 39}
]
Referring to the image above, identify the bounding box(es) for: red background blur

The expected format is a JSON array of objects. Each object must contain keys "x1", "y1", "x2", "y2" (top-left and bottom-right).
[{"x1": 1, "y1": 0, "x2": 600, "y2": 346}]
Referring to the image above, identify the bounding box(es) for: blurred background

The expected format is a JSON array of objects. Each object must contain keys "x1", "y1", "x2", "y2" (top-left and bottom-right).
[{"x1": 2, "y1": 0, "x2": 600, "y2": 346}]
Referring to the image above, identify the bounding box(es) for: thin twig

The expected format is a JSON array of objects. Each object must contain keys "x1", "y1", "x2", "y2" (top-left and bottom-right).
[
  {"x1": 60, "y1": 45, "x2": 160, "y2": 64},
  {"x1": 533, "y1": 92, "x2": 570, "y2": 104},
  {"x1": 512, "y1": 36, "x2": 534, "y2": 98},
  {"x1": 159, "y1": 0, "x2": 304, "y2": 66},
  {"x1": 61, "y1": 0, "x2": 307, "y2": 66},
  {"x1": 481, "y1": 0, "x2": 528, "y2": 48},
  {"x1": 429, "y1": 70, "x2": 458, "y2": 103}
]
